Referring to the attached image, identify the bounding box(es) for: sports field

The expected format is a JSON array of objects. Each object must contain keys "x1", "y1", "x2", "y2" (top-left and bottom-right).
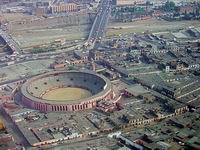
[{"x1": 42, "y1": 87, "x2": 92, "y2": 101}]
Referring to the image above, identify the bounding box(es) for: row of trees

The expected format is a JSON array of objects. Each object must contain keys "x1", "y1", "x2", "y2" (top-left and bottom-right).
[
  {"x1": 31, "y1": 47, "x2": 56, "y2": 53},
  {"x1": 162, "y1": 1, "x2": 199, "y2": 15}
]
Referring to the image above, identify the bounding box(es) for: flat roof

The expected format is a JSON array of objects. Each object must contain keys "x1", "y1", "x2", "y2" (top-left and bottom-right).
[{"x1": 126, "y1": 84, "x2": 150, "y2": 96}]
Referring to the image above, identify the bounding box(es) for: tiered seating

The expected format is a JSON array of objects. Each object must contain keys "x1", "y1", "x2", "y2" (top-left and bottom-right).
[{"x1": 27, "y1": 72, "x2": 107, "y2": 98}]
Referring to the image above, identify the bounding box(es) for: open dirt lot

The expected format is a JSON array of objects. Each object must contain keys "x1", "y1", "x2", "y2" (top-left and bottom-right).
[
  {"x1": 0, "y1": 13, "x2": 38, "y2": 22},
  {"x1": 107, "y1": 18, "x2": 200, "y2": 36},
  {"x1": 1, "y1": 13, "x2": 91, "y2": 48},
  {"x1": 11, "y1": 25, "x2": 89, "y2": 48},
  {"x1": 0, "y1": 59, "x2": 53, "y2": 83}
]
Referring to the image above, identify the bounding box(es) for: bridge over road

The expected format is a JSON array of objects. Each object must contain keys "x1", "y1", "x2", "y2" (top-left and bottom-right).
[{"x1": 85, "y1": 0, "x2": 112, "y2": 49}]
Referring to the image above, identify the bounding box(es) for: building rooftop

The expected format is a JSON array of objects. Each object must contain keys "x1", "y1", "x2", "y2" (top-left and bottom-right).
[{"x1": 125, "y1": 84, "x2": 150, "y2": 96}]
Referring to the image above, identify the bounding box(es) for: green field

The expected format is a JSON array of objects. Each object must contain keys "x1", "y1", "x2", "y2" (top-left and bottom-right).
[{"x1": 42, "y1": 87, "x2": 92, "y2": 101}]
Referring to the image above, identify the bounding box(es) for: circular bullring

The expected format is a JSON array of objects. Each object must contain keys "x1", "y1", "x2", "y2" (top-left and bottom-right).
[{"x1": 21, "y1": 71, "x2": 112, "y2": 112}]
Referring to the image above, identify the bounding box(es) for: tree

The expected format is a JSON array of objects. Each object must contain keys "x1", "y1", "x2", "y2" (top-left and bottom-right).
[
  {"x1": 146, "y1": 1, "x2": 151, "y2": 5},
  {"x1": 163, "y1": 1, "x2": 176, "y2": 12}
]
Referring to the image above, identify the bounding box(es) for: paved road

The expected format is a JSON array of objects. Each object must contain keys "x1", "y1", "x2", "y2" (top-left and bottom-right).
[
  {"x1": 0, "y1": 29, "x2": 22, "y2": 55},
  {"x1": 0, "y1": 42, "x2": 82, "y2": 68},
  {"x1": 48, "y1": 135, "x2": 107, "y2": 150},
  {"x1": 87, "y1": 0, "x2": 111, "y2": 48},
  {"x1": 0, "y1": 105, "x2": 30, "y2": 147}
]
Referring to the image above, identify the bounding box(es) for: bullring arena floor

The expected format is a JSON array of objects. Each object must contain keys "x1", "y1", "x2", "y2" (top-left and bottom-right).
[
  {"x1": 42, "y1": 87, "x2": 92, "y2": 101},
  {"x1": 21, "y1": 70, "x2": 113, "y2": 112}
]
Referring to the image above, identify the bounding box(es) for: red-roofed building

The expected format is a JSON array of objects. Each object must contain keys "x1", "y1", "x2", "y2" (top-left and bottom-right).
[{"x1": 179, "y1": 6, "x2": 194, "y2": 14}]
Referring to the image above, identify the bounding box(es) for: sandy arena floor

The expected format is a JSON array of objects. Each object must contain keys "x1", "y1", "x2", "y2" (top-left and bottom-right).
[{"x1": 42, "y1": 87, "x2": 92, "y2": 101}]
